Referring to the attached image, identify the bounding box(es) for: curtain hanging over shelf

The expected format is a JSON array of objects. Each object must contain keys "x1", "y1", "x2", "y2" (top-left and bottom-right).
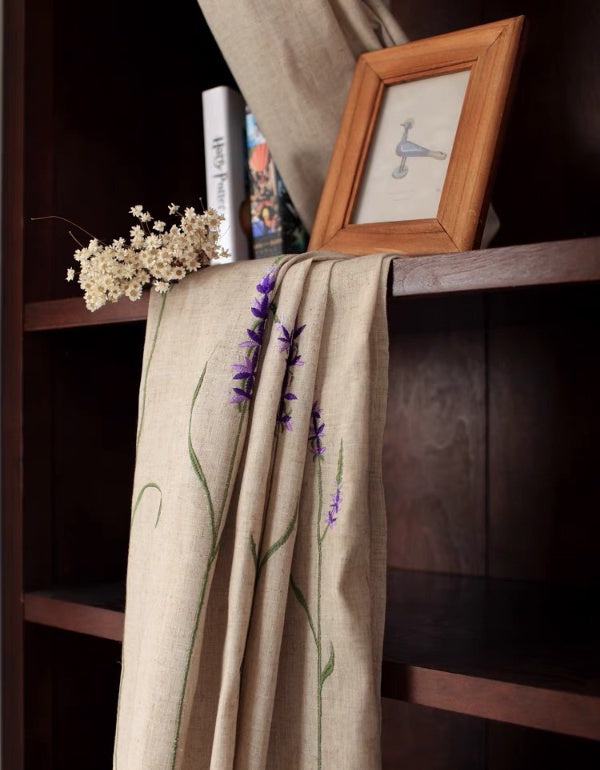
[
  {"x1": 113, "y1": 251, "x2": 392, "y2": 769},
  {"x1": 196, "y1": 0, "x2": 407, "y2": 231}
]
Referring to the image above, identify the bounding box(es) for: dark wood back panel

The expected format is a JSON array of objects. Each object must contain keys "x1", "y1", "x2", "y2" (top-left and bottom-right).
[
  {"x1": 384, "y1": 294, "x2": 487, "y2": 575},
  {"x1": 488, "y1": 284, "x2": 600, "y2": 584}
]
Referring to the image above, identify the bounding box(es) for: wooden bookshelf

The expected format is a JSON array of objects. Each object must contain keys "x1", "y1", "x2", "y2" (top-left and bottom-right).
[{"x1": 4, "y1": 0, "x2": 600, "y2": 767}]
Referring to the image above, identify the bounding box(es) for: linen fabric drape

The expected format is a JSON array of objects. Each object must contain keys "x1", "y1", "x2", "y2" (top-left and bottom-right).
[
  {"x1": 114, "y1": 252, "x2": 392, "y2": 769},
  {"x1": 196, "y1": 0, "x2": 407, "y2": 231}
]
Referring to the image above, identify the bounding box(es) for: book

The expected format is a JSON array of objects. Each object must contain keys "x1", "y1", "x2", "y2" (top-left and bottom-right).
[
  {"x1": 245, "y1": 109, "x2": 309, "y2": 259},
  {"x1": 201, "y1": 85, "x2": 250, "y2": 263}
]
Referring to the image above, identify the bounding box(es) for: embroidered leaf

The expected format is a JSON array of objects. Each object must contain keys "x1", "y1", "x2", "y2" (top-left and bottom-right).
[
  {"x1": 290, "y1": 575, "x2": 317, "y2": 646},
  {"x1": 258, "y1": 509, "x2": 298, "y2": 577},
  {"x1": 336, "y1": 438, "x2": 344, "y2": 485},
  {"x1": 320, "y1": 642, "x2": 335, "y2": 687},
  {"x1": 131, "y1": 482, "x2": 163, "y2": 528},
  {"x1": 188, "y1": 362, "x2": 216, "y2": 540}
]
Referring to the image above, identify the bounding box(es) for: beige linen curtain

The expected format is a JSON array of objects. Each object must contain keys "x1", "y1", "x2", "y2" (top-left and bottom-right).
[
  {"x1": 196, "y1": 1, "x2": 500, "y2": 245},
  {"x1": 197, "y1": 0, "x2": 407, "y2": 231},
  {"x1": 114, "y1": 252, "x2": 392, "y2": 769}
]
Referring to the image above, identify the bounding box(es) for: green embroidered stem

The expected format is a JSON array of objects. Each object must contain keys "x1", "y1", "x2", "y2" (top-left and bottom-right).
[
  {"x1": 217, "y1": 400, "x2": 246, "y2": 535},
  {"x1": 249, "y1": 428, "x2": 281, "y2": 581},
  {"x1": 136, "y1": 292, "x2": 167, "y2": 451},
  {"x1": 256, "y1": 507, "x2": 298, "y2": 579},
  {"x1": 188, "y1": 363, "x2": 217, "y2": 544},
  {"x1": 169, "y1": 544, "x2": 219, "y2": 770},
  {"x1": 290, "y1": 575, "x2": 317, "y2": 646},
  {"x1": 115, "y1": 480, "x2": 164, "y2": 766},
  {"x1": 170, "y1": 377, "x2": 246, "y2": 770},
  {"x1": 316, "y1": 455, "x2": 324, "y2": 770}
]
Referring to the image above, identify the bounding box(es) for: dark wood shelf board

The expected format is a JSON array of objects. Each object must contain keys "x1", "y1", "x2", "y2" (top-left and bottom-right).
[
  {"x1": 22, "y1": 570, "x2": 600, "y2": 740},
  {"x1": 24, "y1": 584, "x2": 124, "y2": 642},
  {"x1": 383, "y1": 568, "x2": 600, "y2": 739},
  {"x1": 382, "y1": 663, "x2": 600, "y2": 741},
  {"x1": 391, "y1": 236, "x2": 600, "y2": 297},
  {"x1": 24, "y1": 293, "x2": 149, "y2": 331},
  {"x1": 23, "y1": 238, "x2": 600, "y2": 332}
]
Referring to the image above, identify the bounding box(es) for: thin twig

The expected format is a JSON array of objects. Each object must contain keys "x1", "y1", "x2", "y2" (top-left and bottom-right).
[{"x1": 30, "y1": 215, "x2": 107, "y2": 246}]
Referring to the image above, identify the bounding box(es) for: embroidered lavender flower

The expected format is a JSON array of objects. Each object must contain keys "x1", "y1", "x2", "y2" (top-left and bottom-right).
[
  {"x1": 325, "y1": 482, "x2": 342, "y2": 528},
  {"x1": 275, "y1": 318, "x2": 305, "y2": 430},
  {"x1": 308, "y1": 401, "x2": 325, "y2": 456},
  {"x1": 276, "y1": 319, "x2": 306, "y2": 358},
  {"x1": 230, "y1": 266, "x2": 276, "y2": 404},
  {"x1": 256, "y1": 268, "x2": 276, "y2": 296},
  {"x1": 230, "y1": 349, "x2": 259, "y2": 403}
]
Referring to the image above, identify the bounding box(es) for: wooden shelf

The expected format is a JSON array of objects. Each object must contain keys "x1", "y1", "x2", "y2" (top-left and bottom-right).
[
  {"x1": 23, "y1": 569, "x2": 600, "y2": 740},
  {"x1": 24, "y1": 237, "x2": 600, "y2": 333},
  {"x1": 24, "y1": 584, "x2": 124, "y2": 642},
  {"x1": 383, "y1": 569, "x2": 600, "y2": 740},
  {"x1": 24, "y1": 293, "x2": 150, "y2": 331},
  {"x1": 391, "y1": 236, "x2": 600, "y2": 297}
]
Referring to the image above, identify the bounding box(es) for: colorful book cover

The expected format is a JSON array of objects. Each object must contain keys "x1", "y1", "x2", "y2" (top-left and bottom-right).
[
  {"x1": 245, "y1": 109, "x2": 309, "y2": 259},
  {"x1": 202, "y1": 85, "x2": 250, "y2": 263}
]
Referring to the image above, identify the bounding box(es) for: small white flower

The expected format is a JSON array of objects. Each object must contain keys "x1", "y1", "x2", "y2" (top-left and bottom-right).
[
  {"x1": 65, "y1": 200, "x2": 221, "y2": 311},
  {"x1": 145, "y1": 233, "x2": 162, "y2": 250}
]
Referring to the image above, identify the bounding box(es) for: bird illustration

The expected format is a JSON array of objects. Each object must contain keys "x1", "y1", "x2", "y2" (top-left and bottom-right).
[{"x1": 392, "y1": 118, "x2": 447, "y2": 179}]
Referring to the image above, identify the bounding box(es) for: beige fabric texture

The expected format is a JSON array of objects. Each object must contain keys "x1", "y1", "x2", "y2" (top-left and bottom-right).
[
  {"x1": 114, "y1": 252, "x2": 392, "y2": 769},
  {"x1": 196, "y1": 0, "x2": 407, "y2": 231}
]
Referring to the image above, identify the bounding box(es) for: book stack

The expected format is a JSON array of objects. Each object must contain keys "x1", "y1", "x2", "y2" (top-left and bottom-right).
[
  {"x1": 245, "y1": 109, "x2": 309, "y2": 259},
  {"x1": 201, "y1": 85, "x2": 250, "y2": 263},
  {"x1": 202, "y1": 85, "x2": 308, "y2": 261}
]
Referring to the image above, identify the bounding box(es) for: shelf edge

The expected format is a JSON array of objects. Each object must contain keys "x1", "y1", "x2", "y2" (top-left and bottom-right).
[
  {"x1": 24, "y1": 293, "x2": 149, "y2": 331},
  {"x1": 23, "y1": 238, "x2": 600, "y2": 329},
  {"x1": 24, "y1": 589, "x2": 600, "y2": 739},
  {"x1": 382, "y1": 661, "x2": 600, "y2": 741},
  {"x1": 24, "y1": 592, "x2": 124, "y2": 642},
  {"x1": 392, "y1": 236, "x2": 600, "y2": 297}
]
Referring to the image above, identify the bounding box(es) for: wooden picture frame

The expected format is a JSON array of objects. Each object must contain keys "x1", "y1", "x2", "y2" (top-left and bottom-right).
[{"x1": 309, "y1": 16, "x2": 525, "y2": 256}]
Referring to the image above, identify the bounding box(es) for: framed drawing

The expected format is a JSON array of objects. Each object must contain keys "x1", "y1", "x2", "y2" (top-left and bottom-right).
[{"x1": 309, "y1": 16, "x2": 525, "y2": 256}]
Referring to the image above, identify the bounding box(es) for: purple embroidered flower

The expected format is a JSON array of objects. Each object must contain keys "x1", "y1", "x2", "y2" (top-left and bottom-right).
[
  {"x1": 230, "y1": 265, "x2": 277, "y2": 404},
  {"x1": 251, "y1": 293, "x2": 270, "y2": 321},
  {"x1": 276, "y1": 318, "x2": 305, "y2": 430},
  {"x1": 308, "y1": 401, "x2": 325, "y2": 456},
  {"x1": 277, "y1": 320, "x2": 306, "y2": 356},
  {"x1": 325, "y1": 483, "x2": 342, "y2": 528},
  {"x1": 256, "y1": 268, "x2": 276, "y2": 296}
]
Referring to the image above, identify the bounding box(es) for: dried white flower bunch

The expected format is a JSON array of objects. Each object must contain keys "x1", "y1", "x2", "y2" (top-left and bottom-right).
[{"x1": 66, "y1": 203, "x2": 228, "y2": 311}]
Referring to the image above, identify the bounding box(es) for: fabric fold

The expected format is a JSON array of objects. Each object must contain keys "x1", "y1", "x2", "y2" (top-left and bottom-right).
[
  {"x1": 196, "y1": 1, "x2": 407, "y2": 230},
  {"x1": 114, "y1": 251, "x2": 392, "y2": 770}
]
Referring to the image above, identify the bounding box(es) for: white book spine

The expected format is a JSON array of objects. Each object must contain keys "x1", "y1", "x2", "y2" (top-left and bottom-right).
[{"x1": 201, "y1": 85, "x2": 249, "y2": 263}]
